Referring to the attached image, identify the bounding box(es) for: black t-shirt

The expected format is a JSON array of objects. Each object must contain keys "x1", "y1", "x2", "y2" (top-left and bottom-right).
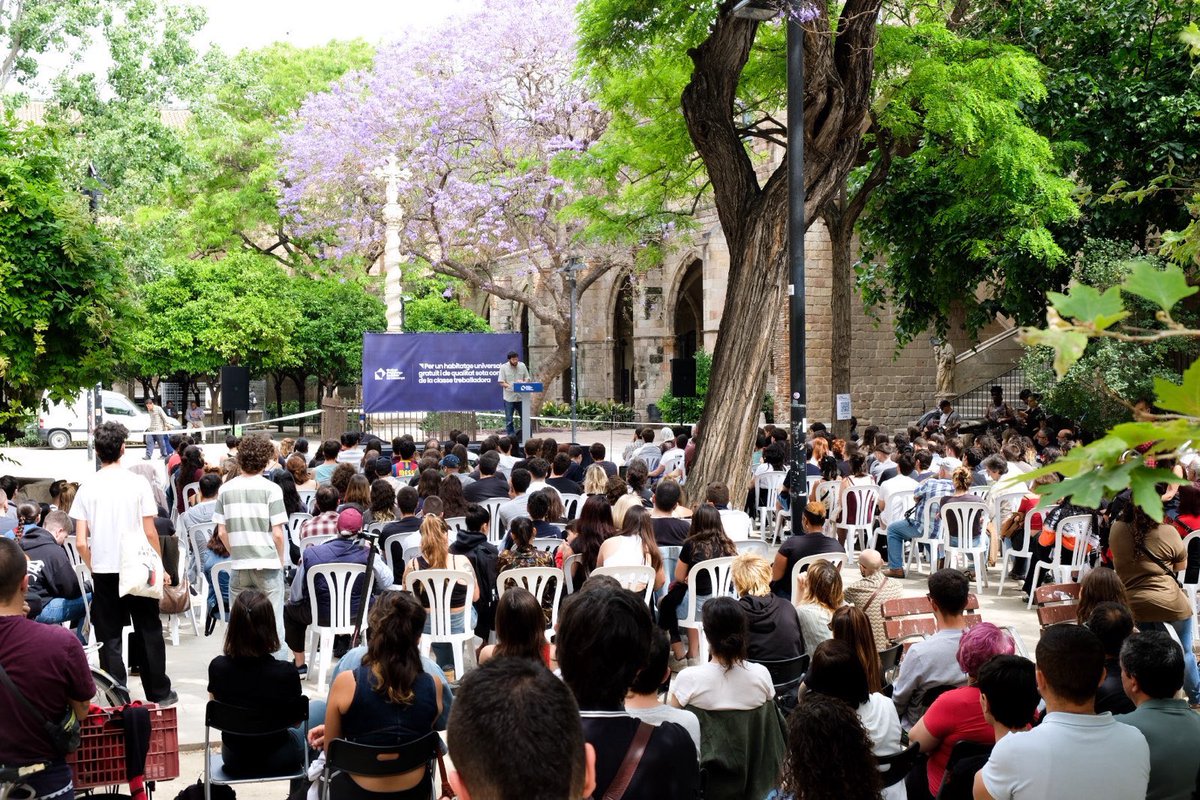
[
  {"x1": 208, "y1": 655, "x2": 303, "y2": 768},
  {"x1": 548, "y1": 476, "x2": 583, "y2": 495},
  {"x1": 652, "y1": 517, "x2": 692, "y2": 548},
  {"x1": 581, "y1": 714, "x2": 700, "y2": 800},
  {"x1": 771, "y1": 533, "x2": 844, "y2": 599},
  {"x1": 937, "y1": 753, "x2": 990, "y2": 800},
  {"x1": 463, "y1": 475, "x2": 510, "y2": 503}
]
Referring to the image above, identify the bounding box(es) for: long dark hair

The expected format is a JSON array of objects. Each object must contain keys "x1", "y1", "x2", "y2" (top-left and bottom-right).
[
  {"x1": 364, "y1": 591, "x2": 426, "y2": 704},
  {"x1": 1119, "y1": 485, "x2": 1166, "y2": 557},
  {"x1": 780, "y1": 694, "x2": 882, "y2": 800},
  {"x1": 224, "y1": 589, "x2": 279, "y2": 658},
  {"x1": 493, "y1": 588, "x2": 545, "y2": 662},
  {"x1": 617, "y1": 505, "x2": 664, "y2": 573},
  {"x1": 684, "y1": 505, "x2": 737, "y2": 561},
  {"x1": 438, "y1": 475, "x2": 468, "y2": 518},
  {"x1": 271, "y1": 470, "x2": 303, "y2": 516},
  {"x1": 574, "y1": 495, "x2": 615, "y2": 572},
  {"x1": 702, "y1": 597, "x2": 748, "y2": 669},
  {"x1": 417, "y1": 468, "x2": 441, "y2": 499},
  {"x1": 831, "y1": 606, "x2": 882, "y2": 693},
  {"x1": 176, "y1": 445, "x2": 205, "y2": 496}
]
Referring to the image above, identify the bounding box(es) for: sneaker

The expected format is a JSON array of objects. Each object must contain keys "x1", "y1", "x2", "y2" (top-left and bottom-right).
[
  {"x1": 153, "y1": 691, "x2": 179, "y2": 707},
  {"x1": 296, "y1": 664, "x2": 308, "y2": 678}
]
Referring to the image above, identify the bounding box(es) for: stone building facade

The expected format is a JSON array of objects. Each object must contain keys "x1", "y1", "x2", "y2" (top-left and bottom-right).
[{"x1": 479, "y1": 213, "x2": 1020, "y2": 433}]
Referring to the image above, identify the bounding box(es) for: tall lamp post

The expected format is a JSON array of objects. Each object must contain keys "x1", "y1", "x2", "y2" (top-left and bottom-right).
[
  {"x1": 733, "y1": 0, "x2": 807, "y2": 506},
  {"x1": 565, "y1": 258, "x2": 584, "y2": 444}
]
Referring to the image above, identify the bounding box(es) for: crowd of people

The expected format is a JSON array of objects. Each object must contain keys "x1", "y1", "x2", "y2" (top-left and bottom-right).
[{"x1": 2, "y1": 385, "x2": 1200, "y2": 799}]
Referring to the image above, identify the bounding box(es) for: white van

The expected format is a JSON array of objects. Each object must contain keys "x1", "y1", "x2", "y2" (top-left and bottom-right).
[{"x1": 37, "y1": 389, "x2": 178, "y2": 450}]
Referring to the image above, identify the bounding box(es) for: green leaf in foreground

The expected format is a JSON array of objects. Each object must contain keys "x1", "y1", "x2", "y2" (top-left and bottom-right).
[
  {"x1": 1153, "y1": 360, "x2": 1200, "y2": 417},
  {"x1": 1121, "y1": 259, "x2": 1197, "y2": 312},
  {"x1": 1046, "y1": 284, "x2": 1129, "y2": 330},
  {"x1": 1022, "y1": 327, "x2": 1089, "y2": 377}
]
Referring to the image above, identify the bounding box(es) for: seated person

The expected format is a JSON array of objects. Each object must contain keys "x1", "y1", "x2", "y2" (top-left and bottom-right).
[
  {"x1": 21, "y1": 510, "x2": 88, "y2": 639},
  {"x1": 907, "y1": 622, "x2": 1015, "y2": 798},
  {"x1": 793, "y1": 559, "x2": 844, "y2": 657},
  {"x1": 462, "y1": 451, "x2": 511, "y2": 503},
  {"x1": 892, "y1": 569, "x2": 970, "y2": 729},
  {"x1": 974, "y1": 625, "x2": 1149, "y2": 800},
  {"x1": 283, "y1": 509, "x2": 390, "y2": 677},
  {"x1": 936, "y1": 655, "x2": 1039, "y2": 800},
  {"x1": 1119, "y1": 631, "x2": 1200, "y2": 800},
  {"x1": 316, "y1": 592, "x2": 445, "y2": 799},
  {"x1": 208, "y1": 590, "x2": 310, "y2": 776},
  {"x1": 446, "y1": 657, "x2": 595, "y2": 800},
  {"x1": 669, "y1": 597, "x2": 774, "y2": 711},
  {"x1": 0, "y1": 538, "x2": 94, "y2": 800},
  {"x1": 448, "y1": 504, "x2": 500, "y2": 642},
  {"x1": 732, "y1": 553, "x2": 804, "y2": 662},
  {"x1": 1086, "y1": 601, "x2": 1135, "y2": 714},
  {"x1": 299, "y1": 485, "x2": 341, "y2": 540},
  {"x1": 770, "y1": 500, "x2": 843, "y2": 599},
  {"x1": 625, "y1": 629, "x2": 702, "y2": 755},
  {"x1": 843, "y1": 549, "x2": 903, "y2": 651},
  {"x1": 477, "y1": 587, "x2": 552, "y2": 668},
  {"x1": 558, "y1": 583, "x2": 701, "y2": 799}
]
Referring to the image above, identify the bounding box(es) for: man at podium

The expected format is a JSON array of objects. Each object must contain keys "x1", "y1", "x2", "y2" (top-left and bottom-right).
[{"x1": 497, "y1": 350, "x2": 531, "y2": 437}]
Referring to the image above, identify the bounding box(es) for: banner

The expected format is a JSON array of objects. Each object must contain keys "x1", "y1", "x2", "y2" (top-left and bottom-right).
[{"x1": 362, "y1": 332, "x2": 523, "y2": 413}]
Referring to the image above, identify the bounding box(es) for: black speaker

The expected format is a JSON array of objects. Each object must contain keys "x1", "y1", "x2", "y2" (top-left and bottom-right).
[
  {"x1": 670, "y1": 357, "x2": 696, "y2": 397},
  {"x1": 221, "y1": 366, "x2": 251, "y2": 411}
]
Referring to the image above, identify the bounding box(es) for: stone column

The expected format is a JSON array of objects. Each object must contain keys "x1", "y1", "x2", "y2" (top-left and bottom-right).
[{"x1": 374, "y1": 155, "x2": 410, "y2": 332}]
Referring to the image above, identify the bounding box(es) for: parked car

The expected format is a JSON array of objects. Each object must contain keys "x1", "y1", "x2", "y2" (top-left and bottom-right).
[{"x1": 37, "y1": 389, "x2": 178, "y2": 450}]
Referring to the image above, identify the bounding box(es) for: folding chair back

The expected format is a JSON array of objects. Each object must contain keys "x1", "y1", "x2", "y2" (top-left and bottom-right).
[
  {"x1": 404, "y1": 568, "x2": 476, "y2": 678},
  {"x1": 499, "y1": 567, "x2": 563, "y2": 634},
  {"x1": 590, "y1": 565, "x2": 656, "y2": 606},
  {"x1": 559, "y1": 494, "x2": 583, "y2": 520}
]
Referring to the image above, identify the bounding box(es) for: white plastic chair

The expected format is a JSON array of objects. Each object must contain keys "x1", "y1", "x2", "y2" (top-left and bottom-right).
[
  {"x1": 1026, "y1": 515, "x2": 1093, "y2": 609},
  {"x1": 186, "y1": 524, "x2": 212, "y2": 605},
  {"x1": 480, "y1": 497, "x2": 507, "y2": 544},
  {"x1": 677, "y1": 557, "x2": 737, "y2": 663},
  {"x1": 499, "y1": 566, "x2": 564, "y2": 638},
  {"x1": 532, "y1": 537, "x2": 563, "y2": 554},
  {"x1": 997, "y1": 505, "x2": 1038, "y2": 596},
  {"x1": 443, "y1": 516, "x2": 467, "y2": 533},
  {"x1": 736, "y1": 539, "x2": 770, "y2": 558},
  {"x1": 559, "y1": 494, "x2": 583, "y2": 520},
  {"x1": 719, "y1": 509, "x2": 754, "y2": 541},
  {"x1": 364, "y1": 521, "x2": 389, "y2": 538},
  {"x1": 301, "y1": 535, "x2": 336, "y2": 554},
  {"x1": 967, "y1": 486, "x2": 990, "y2": 500},
  {"x1": 907, "y1": 496, "x2": 948, "y2": 574},
  {"x1": 790, "y1": 552, "x2": 848, "y2": 600},
  {"x1": 288, "y1": 513, "x2": 313, "y2": 566},
  {"x1": 753, "y1": 471, "x2": 787, "y2": 542},
  {"x1": 591, "y1": 565, "x2": 656, "y2": 606},
  {"x1": 182, "y1": 481, "x2": 201, "y2": 510},
  {"x1": 405, "y1": 568, "x2": 476, "y2": 679},
  {"x1": 1178, "y1": 531, "x2": 1200, "y2": 627},
  {"x1": 297, "y1": 490, "x2": 317, "y2": 514},
  {"x1": 382, "y1": 533, "x2": 412, "y2": 572},
  {"x1": 165, "y1": 541, "x2": 201, "y2": 645},
  {"x1": 563, "y1": 553, "x2": 585, "y2": 594},
  {"x1": 306, "y1": 563, "x2": 371, "y2": 686},
  {"x1": 211, "y1": 561, "x2": 233, "y2": 630},
  {"x1": 837, "y1": 485, "x2": 880, "y2": 559},
  {"x1": 877, "y1": 488, "x2": 916, "y2": 549},
  {"x1": 942, "y1": 499, "x2": 991, "y2": 594},
  {"x1": 63, "y1": 539, "x2": 85, "y2": 572}
]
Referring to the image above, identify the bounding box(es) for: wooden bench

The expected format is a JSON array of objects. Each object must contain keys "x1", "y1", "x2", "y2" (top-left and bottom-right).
[
  {"x1": 881, "y1": 594, "x2": 982, "y2": 644},
  {"x1": 1034, "y1": 582, "x2": 1081, "y2": 629}
]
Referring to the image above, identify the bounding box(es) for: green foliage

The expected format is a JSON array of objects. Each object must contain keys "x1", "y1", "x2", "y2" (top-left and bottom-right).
[
  {"x1": 286, "y1": 274, "x2": 386, "y2": 390},
  {"x1": 0, "y1": 115, "x2": 126, "y2": 435},
  {"x1": 540, "y1": 400, "x2": 636, "y2": 425},
  {"x1": 857, "y1": 23, "x2": 1079, "y2": 343},
  {"x1": 0, "y1": 0, "x2": 110, "y2": 91},
  {"x1": 658, "y1": 351, "x2": 713, "y2": 424},
  {"x1": 402, "y1": 298, "x2": 490, "y2": 334},
  {"x1": 1020, "y1": 240, "x2": 1193, "y2": 437}
]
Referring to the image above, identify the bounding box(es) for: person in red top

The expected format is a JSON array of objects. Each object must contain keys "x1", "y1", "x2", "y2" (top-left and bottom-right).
[{"x1": 906, "y1": 622, "x2": 1016, "y2": 798}]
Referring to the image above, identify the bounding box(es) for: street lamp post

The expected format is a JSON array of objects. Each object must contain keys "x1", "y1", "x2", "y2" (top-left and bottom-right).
[
  {"x1": 566, "y1": 258, "x2": 584, "y2": 444},
  {"x1": 733, "y1": 0, "x2": 808, "y2": 509}
]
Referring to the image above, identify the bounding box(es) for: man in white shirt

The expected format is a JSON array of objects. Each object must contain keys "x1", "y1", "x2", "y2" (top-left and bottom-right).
[
  {"x1": 70, "y1": 422, "x2": 176, "y2": 704},
  {"x1": 496, "y1": 436, "x2": 519, "y2": 477},
  {"x1": 652, "y1": 434, "x2": 688, "y2": 484},
  {"x1": 497, "y1": 350, "x2": 531, "y2": 438},
  {"x1": 498, "y1": 468, "x2": 533, "y2": 530},
  {"x1": 877, "y1": 452, "x2": 919, "y2": 528},
  {"x1": 975, "y1": 625, "x2": 1149, "y2": 800},
  {"x1": 335, "y1": 431, "x2": 365, "y2": 466}
]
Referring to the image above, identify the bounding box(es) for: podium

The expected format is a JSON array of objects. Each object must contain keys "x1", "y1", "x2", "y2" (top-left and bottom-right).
[{"x1": 512, "y1": 382, "x2": 543, "y2": 443}]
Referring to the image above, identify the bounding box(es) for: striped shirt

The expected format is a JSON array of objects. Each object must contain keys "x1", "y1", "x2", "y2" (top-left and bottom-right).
[{"x1": 212, "y1": 474, "x2": 287, "y2": 570}]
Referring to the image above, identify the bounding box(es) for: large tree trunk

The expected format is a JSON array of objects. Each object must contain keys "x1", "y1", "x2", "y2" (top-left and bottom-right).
[
  {"x1": 824, "y1": 206, "x2": 855, "y2": 441},
  {"x1": 680, "y1": 1, "x2": 881, "y2": 505},
  {"x1": 531, "y1": 325, "x2": 572, "y2": 422}
]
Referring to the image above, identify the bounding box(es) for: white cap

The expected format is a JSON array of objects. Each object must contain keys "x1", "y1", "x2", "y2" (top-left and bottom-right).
[{"x1": 933, "y1": 456, "x2": 962, "y2": 473}]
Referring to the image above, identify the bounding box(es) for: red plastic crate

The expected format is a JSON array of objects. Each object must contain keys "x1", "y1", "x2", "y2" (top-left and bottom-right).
[{"x1": 65, "y1": 705, "x2": 179, "y2": 789}]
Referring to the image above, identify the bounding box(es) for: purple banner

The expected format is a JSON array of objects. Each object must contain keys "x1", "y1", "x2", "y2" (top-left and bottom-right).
[{"x1": 362, "y1": 332, "x2": 523, "y2": 413}]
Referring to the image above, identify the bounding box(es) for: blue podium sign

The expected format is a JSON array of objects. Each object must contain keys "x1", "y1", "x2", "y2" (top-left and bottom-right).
[{"x1": 513, "y1": 382, "x2": 543, "y2": 393}]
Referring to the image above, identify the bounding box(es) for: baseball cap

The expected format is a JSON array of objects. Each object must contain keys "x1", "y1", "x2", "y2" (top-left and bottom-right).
[
  {"x1": 337, "y1": 508, "x2": 363, "y2": 535},
  {"x1": 933, "y1": 456, "x2": 963, "y2": 473},
  {"x1": 441, "y1": 454, "x2": 461, "y2": 468},
  {"x1": 375, "y1": 456, "x2": 393, "y2": 475}
]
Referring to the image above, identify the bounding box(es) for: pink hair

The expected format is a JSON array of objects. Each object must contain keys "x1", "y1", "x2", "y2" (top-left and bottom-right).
[{"x1": 956, "y1": 622, "x2": 1015, "y2": 677}]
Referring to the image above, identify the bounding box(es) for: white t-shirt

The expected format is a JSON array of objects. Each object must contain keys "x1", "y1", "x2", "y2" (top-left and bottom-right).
[
  {"x1": 981, "y1": 712, "x2": 1149, "y2": 800},
  {"x1": 879, "y1": 474, "x2": 919, "y2": 527},
  {"x1": 671, "y1": 661, "x2": 774, "y2": 711},
  {"x1": 718, "y1": 509, "x2": 753, "y2": 541},
  {"x1": 659, "y1": 448, "x2": 685, "y2": 477},
  {"x1": 857, "y1": 693, "x2": 906, "y2": 800},
  {"x1": 625, "y1": 703, "x2": 702, "y2": 755},
  {"x1": 69, "y1": 466, "x2": 157, "y2": 574},
  {"x1": 600, "y1": 534, "x2": 650, "y2": 568}
]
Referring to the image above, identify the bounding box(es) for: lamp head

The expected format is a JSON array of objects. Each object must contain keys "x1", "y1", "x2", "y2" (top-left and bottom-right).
[{"x1": 731, "y1": 0, "x2": 779, "y2": 20}]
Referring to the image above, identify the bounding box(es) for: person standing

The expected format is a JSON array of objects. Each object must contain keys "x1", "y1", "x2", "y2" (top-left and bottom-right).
[
  {"x1": 214, "y1": 433, "x2": 289, "y2": 655},
  {"x1": 70, "y1": 421, "x2": 176, "y2": 703},
  {"x1": 142, "y1": 397, "x2": 174, "y2": 460},
  {"x1": 497, "y1": 350, "x2": 530, "y2": 438}
]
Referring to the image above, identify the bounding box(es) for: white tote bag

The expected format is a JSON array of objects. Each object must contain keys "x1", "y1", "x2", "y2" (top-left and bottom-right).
[{"x1": 118, "y1": 530, "x2": 166, "y2": 600}]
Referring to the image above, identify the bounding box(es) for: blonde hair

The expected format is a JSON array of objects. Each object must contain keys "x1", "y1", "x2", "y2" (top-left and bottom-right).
[
  {"x1": 418, "y1": 515, "x2": 449, "y2": 569},
  {"x1": 612, "y1": 494, "x2": 642, "y2": 529},
  {"x1": 804, "y1": 559, "x2": 844, "y2": 611},
  {"x1": 732, "y1": 553, "x2": 772, "y2": 597},
  {"x1": 583, "y1": 464, "x2": 609, "y2": 495},
  {"x1": 280, "y1": 438, "x2": 295, "y2": 459},
  {"x1": 952, "y1": 465, "x2": 973, "y2": 492},
  {"x1": 810, "y1": 438, "x2": 829, "y2": 462}
]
